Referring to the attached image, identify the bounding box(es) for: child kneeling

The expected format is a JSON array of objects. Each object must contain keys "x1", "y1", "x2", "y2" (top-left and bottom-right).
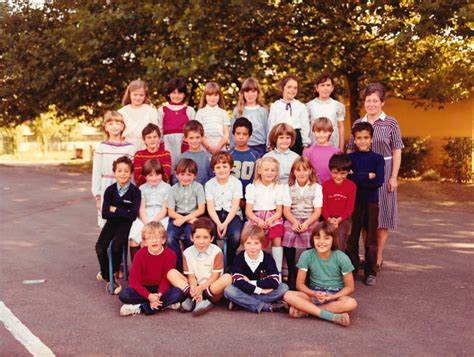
[
  {"x1": 224, "y1": 225, "x2": 289, "y2": 313},
  {"x1": 284, "y1": 222, "x2": 357, "y2": 327},
  {"x1": 119, "y1": 222, "x2": 184, "y2": 316},
  {"x1": 167, "y1": 218, "x2": 232, "y2": 316}
]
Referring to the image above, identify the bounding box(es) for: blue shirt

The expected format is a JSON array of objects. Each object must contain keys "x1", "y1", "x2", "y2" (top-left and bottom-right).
[
  {"x1": 348, "y1": 150, "x2": 385, "y2": 203},
  {"x1": 229, "y1": 148, "x2": 259, "y2": 196}
]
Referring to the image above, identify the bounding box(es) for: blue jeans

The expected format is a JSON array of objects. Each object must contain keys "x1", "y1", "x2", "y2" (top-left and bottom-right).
[
  {"x1": 224, "y1": 283, "x2": 289, "y2": 313},
  {"x1": 119, "y1": 286, "x2": 184, "y2": 315},
  {"x1": 215, "y1": 210, "x2": 243, "y2": 270},
  {"x1": 166, "y1": 219, "x2": 193, "y2": 272}
]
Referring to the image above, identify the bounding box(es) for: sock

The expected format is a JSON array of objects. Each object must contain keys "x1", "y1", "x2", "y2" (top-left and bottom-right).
[
  {"x1": 319, "y1": 309, "x2": 336, "y2": 322},
  {"x1": 203, "y1": 287, "x2": 214, "y2": 300},
  {"x1": 182, "y1": 285, "x2": 191, "y2": 297},
  {"x1": 283, "y1": 247, "x2": 296, "y2": 281},
  {"x1": 272, "y1": 246, "x2": 284, "y2": 277},
  {"x1": 130, "y1": 246, "x2": 140, "y2": 262}
]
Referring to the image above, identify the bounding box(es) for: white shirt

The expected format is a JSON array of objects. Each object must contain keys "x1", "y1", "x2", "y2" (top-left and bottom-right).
[
  {"x1": 205, "y1": 176, "x2": 243, "y2": 212},
  {"x1": 306, "y1": 97, "x2": 346, "y2": 148},
  {"x1": 282, "y1": 181, "x2": 323, "y2": 207},
  {"x1": 195, "y1": 105, "x2": 230, "y2": 147},
  {"x1": 268, "y1": 99, "x2": 310, "y2": 146},
  {"x1": 245, "y1": 182, "x2": 284, "y2": 210},
  {"x1": 118, "y1": 104, "x2": 159, "y2": 151}
]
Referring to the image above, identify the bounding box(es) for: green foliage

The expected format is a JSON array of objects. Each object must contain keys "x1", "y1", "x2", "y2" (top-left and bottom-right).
[
  {"x1": 0, "y1": 1, "x2": 472, "y2": 126},
  {"x1": 420, "y1": 169, "x2": 441, "y2": 182},
  {"x1": 400, "y1": 136, "x2": 431, "y2": 178},
  {"x1": 442, "y1": 137, "x2": 472, "y2": 183}
]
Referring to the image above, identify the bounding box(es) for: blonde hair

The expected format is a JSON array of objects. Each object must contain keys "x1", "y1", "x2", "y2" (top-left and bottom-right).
[
  {"x1": 141, "y1": 221, "x2": 167, "y2": 242},
  {"x1": 103, "y1": 111, "x2": 125, "y2": 139},
  {"x1": 288, "y1": 156, "x2": 319, "y2": 186},
  {"x1": 253, "y1": 156, "x2": 280, "y2": 185},
  {"x1": 240, "y1": 224, "x2": 266, "y2": 245},
  {"x1": 268, "y1": 123, "x2": 296, "y2": 150},
  {"x1": 312, "y1": 117, "x2": 334, "y2": 133},
  {"x1": 236, "y1": 77, "x2": 266, "y2": 117},
  {"x1": 198, "y1": 82, "x2": 225, "y2": 109},
  {"x1": 121, "y1": 79, "x2": 151, "y2": 106}
]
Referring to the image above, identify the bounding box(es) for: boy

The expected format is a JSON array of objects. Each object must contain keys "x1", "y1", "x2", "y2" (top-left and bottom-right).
[
  {"x1": 172, "y1": 120, "x2": 213, "y2": 186},
  {"x1": 229, "y1": 117, "x2": 260, "y2": 202},
  {"x1": 95, "y1": 156, "x2": 141, "y2": 294},
  {"x1": 133, "y1": 123, "x2": 172, "y2": 186},
  {"x1": 347, "y1": 122, "x2": 385, "y2": 286},
  {"x1": 224, "y1": 225, "x2": 289, "y2": 313},
  {"x1": 119, "y1": 222, "x2": 184, "y2": 316},
  {"x1": 167, "y1": 218, "x2": 232, "y2": 316},
  {"x1": 321, "y1": 153, "x2": 356, "y2": 252},
  {"x1": 166, "y1": 158, "x2": 206, "y2": 272},
  {"x1": 205, "y1": 152, "x2": 243, "y2": 270}
]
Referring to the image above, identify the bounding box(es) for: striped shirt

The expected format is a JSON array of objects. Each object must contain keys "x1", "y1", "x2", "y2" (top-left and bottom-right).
[{"x1": 195, "y1": 105, "x2": 231, "y2": 148}]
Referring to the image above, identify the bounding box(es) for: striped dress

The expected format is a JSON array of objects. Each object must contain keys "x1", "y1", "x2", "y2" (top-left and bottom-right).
[{"x1": 347, "y1": 112, "x2": 404, "y2": 230}]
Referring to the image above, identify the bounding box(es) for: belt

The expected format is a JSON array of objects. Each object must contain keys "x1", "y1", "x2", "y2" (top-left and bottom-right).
[{"x1": 384, "y1": 156, "x2": 392, "y2": 160}]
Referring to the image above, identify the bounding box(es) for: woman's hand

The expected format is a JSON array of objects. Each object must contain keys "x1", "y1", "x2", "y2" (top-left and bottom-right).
[{"x1": 388, "y1": 176, "x2": 398, "y2": 192}]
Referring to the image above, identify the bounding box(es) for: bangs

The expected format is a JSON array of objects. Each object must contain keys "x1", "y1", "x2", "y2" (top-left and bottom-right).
[
  {"x1": 203, "y1": 82, "x2": 220, "y2": 95},
  {"x1": 241, "y1": 78, "x2": 260, "y2": 92},
  {"x1": 104, "y1": 111, "x2": 124, "y2": 124}
]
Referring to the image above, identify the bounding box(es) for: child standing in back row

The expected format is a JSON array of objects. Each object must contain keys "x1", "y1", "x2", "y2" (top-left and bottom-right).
[
  {"x1": 92, "y1": 111, "x2": 136, "y2": 227},
  {"x1": 118, "y1": 79, "x2": 159, "y2": 151},
  {"x1": 157, "y1": 78, "x2": 196, "y2": 165},
  {"x1": 231, "y1": 78, "x2": 268, "y2": 157},
  {"x1": 195, "y1": 82, "x2": 230, "y2": 154}
]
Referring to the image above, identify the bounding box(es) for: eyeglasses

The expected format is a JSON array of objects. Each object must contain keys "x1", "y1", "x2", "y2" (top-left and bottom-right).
[{"x1": 144, "y1": 235, "x2": 162, "y2": 241}]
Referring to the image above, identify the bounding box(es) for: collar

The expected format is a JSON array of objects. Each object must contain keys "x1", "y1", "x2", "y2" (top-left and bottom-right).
[
  {"x1": 362, "y1": 111, "x2": 386, "y2": 122},
  {"x1": 147, "y1": 246, "x2": 164, "y2": 256},
  {"x1": 274, "y1": 148, "x2": 291, "y2": 155},
  {"x1": 195, "y1": 245, "x2": 213, "y2": 258},
  {"x1": 169, "y1": 101, "x2": 184, "y2": 106},
  {"x1": 314, "y1": 97, "x2": 332, "y2": 104},
  {"x1": 244, "y1": 250, "x2": 264, "y2": 266},
  {"x1": 116, "y1": 182, "x2": 130, "y2": 192},
  {"x1": 295, "y1": 181, "x2": 310, "y2": 189},
  {"x1": 205, "y1": 104, "x2": 220, "y2": 110}
]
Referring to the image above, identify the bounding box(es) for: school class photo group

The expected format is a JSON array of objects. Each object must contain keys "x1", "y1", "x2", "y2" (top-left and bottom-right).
[{"x1": 92, "y1": 74, "x2": 403, "y2": 328}]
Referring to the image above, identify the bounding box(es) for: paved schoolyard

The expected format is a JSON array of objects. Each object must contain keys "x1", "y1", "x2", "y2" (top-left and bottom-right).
[{"x1": 1, "y1": 164, "x2": 473, "y2": 356}]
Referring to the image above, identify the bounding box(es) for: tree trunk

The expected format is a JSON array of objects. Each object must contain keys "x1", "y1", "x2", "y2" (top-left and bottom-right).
[{"x1": 347, "y1": 73, "x2": 362, "y2": 125}]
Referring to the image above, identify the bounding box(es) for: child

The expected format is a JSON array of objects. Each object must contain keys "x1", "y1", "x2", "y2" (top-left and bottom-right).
[
  {"x1": 229, "y1": 117, "x2": 259, "y2": 200},
  {"x1": 167, "y1": 218, "x2": 232, "y2": 316},
  {"x1": 92, "y1": 111, "x2": 135, "y2": 227},
  {"x1": 306, "y1": 74, "x2": 346, "y2": 150},
  {"x1": 283, "y1": 222, "x2": 357, "y2": 327},
  {"x1": 173, "y1": 120, "x2": 213, "y2": 186},
  {"x1": 224, "y1": 225, "x2": 289, "y2": 313},
  {"x1": 205, "y1": 152, "x2": 243, "y2": 270},
  {"x1": 347, "y1": 122, "x2": 385, "y2": 286},
  {"x1": 267, "y1": 75, "x2": 310, "y2": 155},
  {"x1": 321, "y1": 154, "x2": 356, "y2": 252},
  {"x1": 95, "y1": 156, "x2": 141, "y2": 294},
  {"x1": 118, "y1": 79, "x2": 159, "y2": 151},
  {"x1": 119, "y1": 222, "x2": 184, "y2": 316},
  {"x1": 230, "y1": 77, "x2": 268, "y2": 157},
  {"x1": 195, "y1": 82, "x2": 230, "y2": 154},
  {"x1": 157, "y1": 78, "x2": 196, "y2": 165},
  {"x1": 129, "y1": 159, "x2": 171, "y2": 262},
  {"x1": 303, "y1": 117, "x2": 341, "y2": 184},
  {"x1": 166, "y1": 158, "x2": 206, "y2": 272},
  {"x1": 133, "y1": 123, "x2": 172, "y2": 186},
  {"x1": 245, "y1": 156, "x2": 285, "y2": 277},
  {"x1": 282, "y1": 157, "x2": 323, "y2": 289},
  {"x1": 264, "y1": 123, "x2": 299, "y2": 185}
]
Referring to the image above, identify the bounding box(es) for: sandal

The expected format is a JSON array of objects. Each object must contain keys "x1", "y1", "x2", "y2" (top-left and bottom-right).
[{"x1": 333, "y1": 312, "x2": 350, "y2": 327}]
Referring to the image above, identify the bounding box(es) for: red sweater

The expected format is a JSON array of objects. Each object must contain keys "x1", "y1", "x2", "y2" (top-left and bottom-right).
[
  {"x1": 129, "y1": 247, "x2": 177, "y2": 299},
  {"x1": 322, "y1": 179, "x2": 356, "y2": 221},
  {"x1": 133, "y1": 148, "x2": 172, "y2": 186}
]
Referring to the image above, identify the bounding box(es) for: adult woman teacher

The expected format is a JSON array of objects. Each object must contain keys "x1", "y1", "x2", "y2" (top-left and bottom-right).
[{"x1": 347, "y1": 83, "x2": 404, "y2": 268}]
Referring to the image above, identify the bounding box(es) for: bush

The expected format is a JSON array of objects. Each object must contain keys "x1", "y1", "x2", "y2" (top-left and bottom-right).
[
  {"x1": 442, "y1": 137, "x2": 472, "y2": 183},
  {"x1": 400, "y1": 136, "x2": 431, "y2": 178},
  {"x1": 420, "y1": 169, "x2": 441, "y2": 181}
]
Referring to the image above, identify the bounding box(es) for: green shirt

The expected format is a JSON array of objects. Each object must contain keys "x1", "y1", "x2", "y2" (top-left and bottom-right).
[{"x1": 296, "y1": 249, "x2": 354, "y2": 289}]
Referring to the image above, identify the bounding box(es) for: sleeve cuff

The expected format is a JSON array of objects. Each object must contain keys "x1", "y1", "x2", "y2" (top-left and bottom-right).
[{"x1": 254, "y1": 286, "x2": 262, "y2": 295}]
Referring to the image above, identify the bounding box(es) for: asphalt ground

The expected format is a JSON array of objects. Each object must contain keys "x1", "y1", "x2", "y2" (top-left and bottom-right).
[{"x1": 1, "y1": 164, "x2": 473, "y2": 356}]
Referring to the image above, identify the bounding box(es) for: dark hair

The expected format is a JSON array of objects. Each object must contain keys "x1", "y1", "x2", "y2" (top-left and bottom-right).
[
  {"x1": 191, "y1": 217, "x2": 215, "y2": 237},
  {"x1": 328, "y1": 153, "x2": 352, "y2": 171},
  {"x1": 210, "y1": 152, "x2": 234, "y2": 169},
  {"x1": 183, "y1": 120, "x2": 204, "y2": 137},
  {"x1": 278, "y1": 75, "x2": 298, "y2": 94},
  {"x1": 112, "y1": 156, "x2": 134, "y2": 172},
  {"x1": 232, "y1": 117, "x2": 253, "y2": 136},
  {"x1": 363, "y1": 83, "x2": 386, "y2": 102},
  {"x1": 142, "y1": 159, "x2": 164, "y2": 177},
  {"x1": 314, "y1": 73, "x2": 337, "y2": 99},
  {"x1": 310, "y1": 221, "x2": 339, "y2": 250},
  {"x1": 142, "y1": 123, "x2": 161, "y2": 139},
  {"x1": 165, "y1": 78, "x2": 188, "y2": 97},
  {"x1": 352, "y1": 122, "x2": 374, "y2": 138},
  {"x1": 174, "y1": 158, "x2": 198, "y2": 175}
]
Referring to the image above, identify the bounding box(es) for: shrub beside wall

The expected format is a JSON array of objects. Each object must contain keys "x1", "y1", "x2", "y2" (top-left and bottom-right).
[
  {"x1": 442, "y1": 137, "x2": 472, "y2": 183},
  {"x1": 400, "y1": 136, "x2": 431, "y2": 178}
]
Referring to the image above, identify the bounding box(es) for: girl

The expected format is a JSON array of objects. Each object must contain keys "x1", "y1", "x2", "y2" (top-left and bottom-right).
[
  {"x1": 282, "y1": 157, "x2": 322, "y2": 289},
  {"x1": 245, "y1": 156, "x2": 285, "y2": 277},
  {"x1": 283, "y1": 222, "x2": 357, "y2": 327},
  {"x1": 303, "y1": 117, "x2": 341, "y2": 184},
  {"x1": 264, "y1": 123, "x2": 299, "y2": 185},
  {"x1": 306, "y1": 74, "x2": 346, "y2": 150},
  {"x1": 128, "y1": 159, "x2": 171, "y2": 262},
  {"x1": 91, "y1": 111, "x2": 136, "y2": 227},
  {"x1": 157, "y1": 78, "x2": 196, "y2": 165},
  {"x1": 267, "y1": 75, "x2": 310, "y2": 155},
  {"x1": 231, "y1": 77, "x2": 268, "y2": 157},
  {"x1": 195, "y1": 82, "x2": 230, "y2": 154},
  {"x1": 118, "y1": 79, "x2": 159, "y2": 151}
]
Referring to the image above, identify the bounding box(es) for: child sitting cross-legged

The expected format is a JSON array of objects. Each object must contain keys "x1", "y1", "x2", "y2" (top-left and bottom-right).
[
  {"x1": 224, "y1": 225, "x2": 289, "y2": 313},
  {"x1": 119, "y1": 222, "x2": 184, "y2": 316},
  {"x1": 167, "y1": 218, "x2": 232, "y2": 317}
]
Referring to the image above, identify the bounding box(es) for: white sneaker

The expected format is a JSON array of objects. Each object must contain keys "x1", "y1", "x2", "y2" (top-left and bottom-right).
[
  {"x1": 96, "y1": 271, "x2": 103, "y2": 281},
  {"x1": 192, "y1": 299, "x2": 213, "y2": 317},
  {"x1": 165, "y1": 302, "x2": 181, "y2": 310},
  {"x1": 120, "y1": 304, "x2": 141, "y2": 316},
  {"x1": 179, "y1": 298, "x2": 195, "y2": 312}
]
